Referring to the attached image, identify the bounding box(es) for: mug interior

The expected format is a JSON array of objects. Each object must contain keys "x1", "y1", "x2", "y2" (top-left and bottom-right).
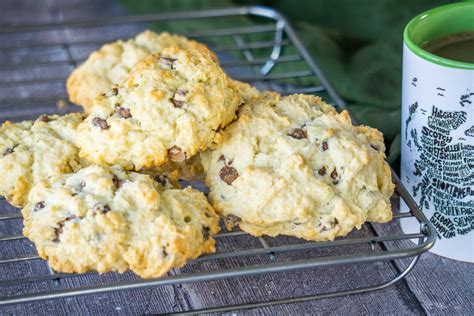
[{"x1": 404, "y1": 2, "x2": 474, "y2": 69}]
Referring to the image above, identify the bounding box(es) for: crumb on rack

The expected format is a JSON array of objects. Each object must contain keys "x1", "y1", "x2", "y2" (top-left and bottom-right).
[{"x1": 56, "y1": 99, "x2": 67, "y2": 109}]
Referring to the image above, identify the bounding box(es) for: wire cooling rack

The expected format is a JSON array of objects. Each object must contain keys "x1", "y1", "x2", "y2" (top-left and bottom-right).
[{"x1": 0, "y1": 6, "x2": 436, "y2": 314}]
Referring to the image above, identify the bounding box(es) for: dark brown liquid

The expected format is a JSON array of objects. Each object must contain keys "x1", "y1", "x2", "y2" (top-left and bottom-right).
[{"x1": 422, "y1": 32, "x2": 474, "y2": 63}]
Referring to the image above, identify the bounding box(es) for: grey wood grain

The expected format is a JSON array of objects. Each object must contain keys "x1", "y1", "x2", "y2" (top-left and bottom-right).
[
  {"x1": 0, "y1": 0, "x2": 471, "y2": 315},
  {"x1": 372, "y1": 197, "x2": 474, "y2": 315},
  {"x1": 0, "y1": 202, "x2": 425, "y2": 315},
  {"x1": 171, "y1": 229, "x2": 425, "y2": 315}
]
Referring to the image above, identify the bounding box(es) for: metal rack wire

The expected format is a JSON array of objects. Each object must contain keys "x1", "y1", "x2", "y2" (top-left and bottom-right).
[{"x1": 0, "y1": 6, "x2": 436, "y2": 314}]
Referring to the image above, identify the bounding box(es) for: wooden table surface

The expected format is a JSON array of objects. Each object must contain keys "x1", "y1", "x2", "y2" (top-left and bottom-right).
[{"x1": 0, "y1": 0, "x2": 472, "y2": 314}]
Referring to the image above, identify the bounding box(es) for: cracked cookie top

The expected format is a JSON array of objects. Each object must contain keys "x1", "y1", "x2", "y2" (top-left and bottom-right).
[
  {"x1": 22, "y1": 164, "x2": 220, "y2": 278},
  {"x1": 66, "y1": 30, "x2": 216, "y2": 112},
  {"x1": 202, "y1": 94, "x2": 394, "y2": 241},
  {"x1": 0, "y1": 113, "x2": 86, "y2": 207},
  {"x1": 76, "y1": 46, "x2": 241, "y2": 171}
]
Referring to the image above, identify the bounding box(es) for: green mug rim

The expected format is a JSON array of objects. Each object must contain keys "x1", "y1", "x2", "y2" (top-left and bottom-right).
[{"x1": 404, "y1": 2, "x2": 474, "y2": 70}]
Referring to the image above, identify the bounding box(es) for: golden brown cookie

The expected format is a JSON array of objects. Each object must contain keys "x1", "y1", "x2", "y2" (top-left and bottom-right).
[
  {"x1": 75, "y1": 46, "x2": 241, "y2": 171},
  {"x1": 22, "y1": 164, "x2": 220, "y2": 278},
  {"x1": 67, "y1": 30, "x2": 216, "y2": 112},
  {"x1": 0, "y1": 113, "x2": 85, "y2": 207},
  {"x1": 202, "y1": 93, "x2": 394, "y2": 241}
]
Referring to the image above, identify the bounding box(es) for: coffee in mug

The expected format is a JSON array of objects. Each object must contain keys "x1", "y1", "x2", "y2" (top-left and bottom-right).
[{"x1": 422, "y1": 31, "x2": 474, "y2": 63}]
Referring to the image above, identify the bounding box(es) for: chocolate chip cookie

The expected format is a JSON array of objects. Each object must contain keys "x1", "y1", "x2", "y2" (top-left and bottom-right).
[
  {"x1": 75, "y1": 46, "x2": 241, "y2": 171},
  {"x1": 0, "y1": 113, "x2": 86, "y2": 207},
  {"x1": 22, "y1": 164, "x2": 220, "y2": 278},
  {"x1": 67, "y1": 30, "x2": 216, "y2": 112},
  {"x1": 201, "y1": 93, "x2": 394, "y2": 241}
]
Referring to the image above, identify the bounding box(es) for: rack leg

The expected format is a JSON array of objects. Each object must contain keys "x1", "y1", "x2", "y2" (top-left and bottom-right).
[{"x1": 46, "y1": 264, "x2": 61, "y2": 286}]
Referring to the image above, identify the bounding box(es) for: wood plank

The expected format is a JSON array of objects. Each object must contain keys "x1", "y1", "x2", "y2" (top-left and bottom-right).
[{"x1": 167, "y1": 227, "x2": 426, "y2": 314}]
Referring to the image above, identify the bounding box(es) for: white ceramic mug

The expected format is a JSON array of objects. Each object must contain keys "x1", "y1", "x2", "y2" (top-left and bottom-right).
[{"x1": 400, "y1": 2, "x2": 474, "y2": 262}]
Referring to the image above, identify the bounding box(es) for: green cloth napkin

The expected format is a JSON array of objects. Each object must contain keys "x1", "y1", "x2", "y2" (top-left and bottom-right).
[{"x1": 122, "y1": 0, "x2": 454, "y2": 169}]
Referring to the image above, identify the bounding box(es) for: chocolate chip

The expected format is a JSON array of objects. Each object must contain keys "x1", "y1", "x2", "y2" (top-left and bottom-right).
[
  {"x1": 160, "y1": 57, "x2": 178, "y2": 69},
  {"x1": 153, "y1": 174, "x2": 168, "y2": 186},
  {"x1": 2, "y1": 144, "x2": 18, "y2": 156},
  {"x1": 168, "y1": 146, "x2": 186, "y2": 162},
  {"x1": 322, "y1": 141, "x2": 329, "y2": 151},
  {"x1": 112, "y1": 175, "x2": 124, "y2": 189},
  {"x1": 110, "y1": 87, "x2": 118, "y2": 96},
  {"x1": 287, "y1": 128, "x2": 307, "y2": 139},
  {"x1": 318, "y1": 166, "x2": 326, "y2": 176},
  {"x1": 115, "y1": 107, "x2": 132, "y2": 119},
  {"x1": 202, "y1": 226, "x2": 210, "y2": 240},
  {"x1": 321, "y1": 225, "x2": 329, "y2": 232},
  {"x1": 95, "y1": 203, "x2": 111, "y2": 214},
  {"x1": 218, "y1": 155, "x2": 225, "y2": 162},
  {"x1": 34, "y1": 201, "x2": 45, "y2": 212},
  {"x1": 224, "y1": 214, "x2": 241, "y2": 230},
  {"x1": 331, "y1": 168, "x2": 339, "y2": 184},
  {"x1": 53, "y1": 222, "x2": 64, "y2": 243},
  {"x1": 92, "y1": 117, "x2": 110, "y2": 130},
  {"x1": 52, "y1": 215, "x2": 78, "y2": 243},
  {"x1": 370, "y1": 144, "x2": 380, "y2": 151},
  {"x1": 170, "y1": 89, "x2": 187, "y2": 108},
  {"x1": 36, "y1": 114, "x2": 51, "y2": 123},
  {"x1": 65, "y1": 215, "x2": 77, "y2": 221},
  {"x1": 101, "y1": 205, "x2": 111, "y2": 214},
  {"x1": 170, "y1": 98, "x2": 184, "y2": 108},
  {"x1": 162, "y1": 248, "x2": 168, "y2": 257},
  {"x1": 219, "y1": 166, "x2": 239, "y2": 185}
]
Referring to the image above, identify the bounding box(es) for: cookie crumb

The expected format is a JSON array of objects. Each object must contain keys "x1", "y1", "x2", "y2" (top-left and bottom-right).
[{"x1": 56, "y1": 99, "x2": 67, "y2": 109}]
